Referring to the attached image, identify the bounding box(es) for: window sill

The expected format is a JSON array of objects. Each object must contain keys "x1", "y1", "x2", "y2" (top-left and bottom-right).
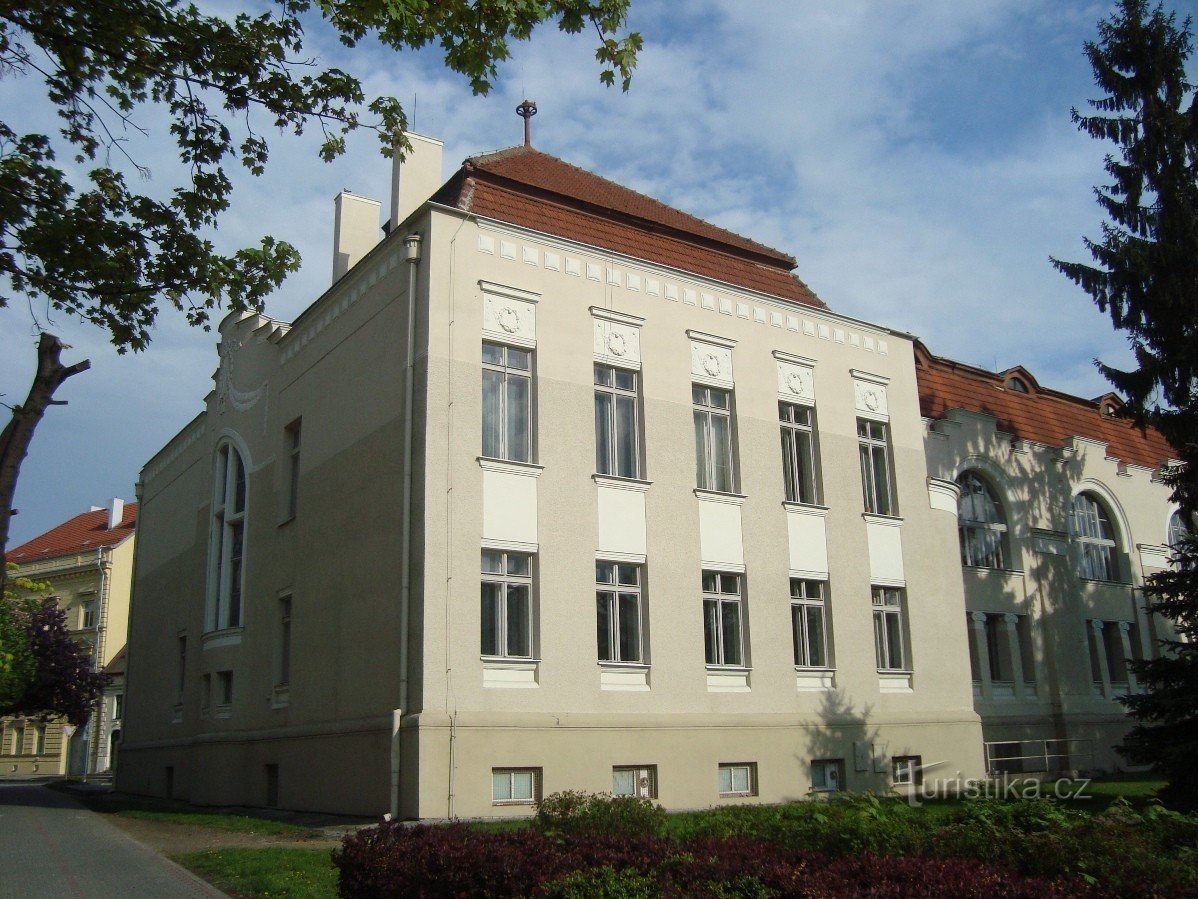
[
  {"x1": 782, "y1": 501, "x2": 829, "y2": 516},
  {"x1": 862, "y1": 512, "x2": 903, "y2": 526},
  {"x1": 718, "y1": 791, "x2": 756, "y2": 799},
  {"x1": 477, "y1": 457, "x2": 544, "y2": 477},
  {"x1": 491, "y1": 799, "x2": 536, "y2": 807},
  {"x1": 171, "y1": 705, "x2": 183, "y2": 724},
  {"x1": 1078, "y1": 577, "x2": 1131, "y2": 587},
  {"x1": 593, "y1": 474, "x2": 652, "y2": 492},
  {"x1": 482, "y1": 657, "x2": 540, "y2": 689},
  {"x1": 272, "y1": 685, "x2": 290, "y2": 709},
  {"x1": 694, "y1": 489, "x2": 747, "y2": 505},
  {"x1": 795, "y1": 668, "x2": 836, "y2": 692},
  {"x1": 878, "y1": 671, "x2": 913, "y2": 693},
  {"x1": 962, "y1": 565, "x2": 1025, "y2": 575},
  {"x1": 599, "y1": 662, "x2": 650, "y2": 692},
  {"x1": 202, "y1": 628, "x2": 243, "y2": 650},
  {"x1": 214, "y1": 704, "x2": 232, "y2": 719},
  {"x1": 706, "y1": 666, "x2": 751, "y2": 693}
]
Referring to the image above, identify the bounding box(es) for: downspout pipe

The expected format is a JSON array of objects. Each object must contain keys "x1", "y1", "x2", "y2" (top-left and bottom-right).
[
  {"x1": 392, "y1": 230, "x2": 423, "y2": 819},
  {"x1": 90, "y1": 548, "x2": 109, "y2": 776}
]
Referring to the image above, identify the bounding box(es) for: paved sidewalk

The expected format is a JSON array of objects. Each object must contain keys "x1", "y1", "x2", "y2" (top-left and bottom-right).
[{"x1": 0, "y1": 783, "x2": 228, "y2": 898}]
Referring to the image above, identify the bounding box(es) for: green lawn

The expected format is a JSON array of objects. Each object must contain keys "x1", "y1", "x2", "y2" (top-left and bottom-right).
[
  {"x1": 174, "y1": 848, "x2": 338, "y2": 899},
  {"x1": 59, "y1": 788, "x2": 315, "y2": 835}
]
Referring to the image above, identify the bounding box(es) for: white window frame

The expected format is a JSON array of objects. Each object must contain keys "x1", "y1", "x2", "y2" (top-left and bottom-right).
[
  {"x1": 80, "y1": 600, "x2": 96, "y2": 630},
  {"x1": 957, "y1": 471, "x2": 1008, "y2": 569},
  {"x1": 791, "y1": 579, "x2": 829, "y2": 669},
  {"x1": 207, "y1": 442, "x2": 248, "y2": 632},
  {"x1": 596, "y1": 562, "x2": 643, "y2": 664},
  {"x1": 872, "y1": 587, "x2": 909, "y2": 672},
  {"x1": 702, "y1": 571, "x2": 745, "y2": 668},
  {"x1": 717, "y1": 762, "x2": 756, "y2": 797},
  {"x1": 1072, "y1": 493, "x2": 1120, "y2": 582},
  {"x1": 480, "y1": 550, "x2": 534, "y2": 660},
  {"x1": 892, "y1": 755, "x2": 922, "y2": 786},
  {"x1": 612, "y1": 765, "x2": 657, "y2": 798},
  {"x1": 857, "y1": 418, "x2": 895, "y2": 515},
  {"x1": 481, "y1": 342, "x2": 533, "y2": 463},
  {"x1": 810, "y1": 758, "x2": 844, "y2": 792},
  {"x1": 693, "y1": 385, "x2": 736, "y2": 493},
  {"x1": 779, "y1": 401, "x2": 820, "y2": 505},
  {"x1": 492, "y1": 767, "x2": 540, "y2": 805},
  {"x1": 594, "y1": 364, "x2": 641, "y2": 479}
]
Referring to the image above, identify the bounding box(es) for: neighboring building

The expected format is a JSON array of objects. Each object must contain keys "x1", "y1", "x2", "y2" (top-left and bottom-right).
[
  {"x1": 4, "y1": 501, "x2": 137, "y2": 776},
  {"x1": 117, "y1": 133, "x2": 1178, "y2": 818},
  {"x1": 917, "y1": 345, "x2": 1181, "y2": 774}
]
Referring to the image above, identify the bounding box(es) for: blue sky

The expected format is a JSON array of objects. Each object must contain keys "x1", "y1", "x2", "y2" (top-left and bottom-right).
[{"x1": 2, "y1": 0, "x2": 1187, "y2": 545}]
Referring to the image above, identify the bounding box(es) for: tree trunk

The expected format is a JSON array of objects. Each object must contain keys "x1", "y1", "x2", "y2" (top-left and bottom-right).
[{"x1": 0, "y1": 334, "x2": 90, "y2": 596}]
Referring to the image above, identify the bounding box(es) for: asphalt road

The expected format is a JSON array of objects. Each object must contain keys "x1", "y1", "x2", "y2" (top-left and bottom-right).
[{"x1": 0, "y1": 782, "x2": 228, "y2": 898}]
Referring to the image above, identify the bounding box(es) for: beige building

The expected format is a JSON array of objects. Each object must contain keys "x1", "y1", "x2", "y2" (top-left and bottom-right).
[
  {"x1": 4, "y1": 500, "x2": 136, "y2": 776},
  {"x1": 118, "y1": 134, "x2": 1177, "y2": 818},
  {"x1": 917, "y1": 345, "x2": 1181, "y2": 773}
]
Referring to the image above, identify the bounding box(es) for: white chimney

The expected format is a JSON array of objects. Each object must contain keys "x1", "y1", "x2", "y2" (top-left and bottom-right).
[
  {"x1": 108, "y1": 498, "x2": 125, "y2": 530},
  {"x1": 390, "y1": 132, "x2": 444, "y2": 232},
  {"x1": 332, "y1": 192, "x2": 382, "y2": 284}
]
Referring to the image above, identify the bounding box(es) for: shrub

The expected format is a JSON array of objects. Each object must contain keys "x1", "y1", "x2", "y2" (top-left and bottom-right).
[
  {"x1": 535, "y1": 791, "x2": 668, "y2": 839},
  {"x1": 541, "y1": 866, "x2": 657, "y2": 899}
]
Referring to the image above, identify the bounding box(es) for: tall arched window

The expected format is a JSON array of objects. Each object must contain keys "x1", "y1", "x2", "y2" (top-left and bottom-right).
[
  {"x1": 1072, "y1": 492, "x2": 1119, "y2": 582},
  {"x1": 957, "y1": 471, "x2": 1007, "y2": 569},
  {"x1": 209, "y1": 442, "x2": 247, "y2": 631}
]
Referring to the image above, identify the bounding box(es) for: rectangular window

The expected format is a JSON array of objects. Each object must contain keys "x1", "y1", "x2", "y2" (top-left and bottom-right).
[
  {"x1": 492, "y1": 767, "x2": 540, "y2": 805},
  {"x1": 33, "y1": 725, "x2": 45, "y2": 756},
  {"x1": 1088, "y1": 619, "x2": 1136, "y2": 687},
  {"x1": 14, "y1": 724, "x2": 25, "y2": 755},
  {"x1": 780, "y1": 402, "x2": 820, "y2": 504},
  {"x1": 984, "y1": 615, "x2": 1012, "y2": 683},
  {"x1": 811, "y1": 758, "x2": 845, "y2": 792},
  {"x1": 277, "y1": 596, "x2": 292, "y2": 687},
  {"x1": 717, "y1": 762, "x2": 757, "y2": 797},
  {"x1": 594, "y1": 364, "x2": 640, "y2": 478},
  {"x1": 857, "y1": 418, "x2": 895, "y2": 515},
  {"x1": 693, "y1": 385, "x2": 735, "y2": 492},
  {"x1": 285, "y1": 419, "x2": 301, "y2": 519},
  {"x1": 81, "y1": 600, "x2": 96, "y2": 629},
  {"x1": 790, "y1": 579, "x2": 829, "y2": 668},
  {"x1": 612, "y1": 765, "x2": 657, "y2": 798},
  {"x1": 871, "y1": 587, "x2": 908, "y2": 671},
  {"x1": 201, "y1": 674, "x2": 211, "y2": 711},
  {"x1": 482, "y1": 342, "x2": 532, "y2": 463},
  {"x1": 217, "y1": 670, "x2": 234, "y2": 707},
  {"x1": 176, "y1": 635, "x2": 187, "y2": 706},
  {"x1": 702, "y1": 571, "x2": 744, "y2": 667},
  {"x1": 113, "y1": 694, "x2": 124, "y2": 721},
  {"x1": 892, "y1": 755, "x2": 923, "y2": 786},
  {"x1": 481, "y1": 550, "x2": 533, "y2": 659},
  {"x1": 596, "y1": 562, "x2": 643, "y2": 664}
]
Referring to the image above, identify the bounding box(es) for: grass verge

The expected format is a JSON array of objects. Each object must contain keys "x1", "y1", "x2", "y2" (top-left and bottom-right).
[
  {"x1": 173, "y1": 847, "x2": 338, "y2": 899},
  {"x1": 54, "y1": 786, "x2": 315, "y2": 835}
]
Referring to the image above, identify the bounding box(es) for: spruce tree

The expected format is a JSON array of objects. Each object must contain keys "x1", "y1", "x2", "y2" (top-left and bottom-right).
[{"x1": 1052, "y1": 0, "x2": 1198, "y2": 808}]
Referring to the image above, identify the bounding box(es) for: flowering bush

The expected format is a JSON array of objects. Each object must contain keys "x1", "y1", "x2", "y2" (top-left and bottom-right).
[{"x1": 535, "y1": 790, "x2": 668, "y2": 838}]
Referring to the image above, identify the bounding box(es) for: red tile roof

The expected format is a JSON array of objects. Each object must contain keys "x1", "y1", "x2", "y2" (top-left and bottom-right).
[
  {"x1": 915, "y1": 343, "x2": 1176, "y2": 470},
  {"x1": 7, "y1": 504, "x2": 138, "y2": 564},
  {"x1": 432, "y1": 146, "x2": 825, "y2": 310}
]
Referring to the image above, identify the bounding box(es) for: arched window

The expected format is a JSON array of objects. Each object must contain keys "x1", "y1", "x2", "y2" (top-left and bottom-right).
[
  {"x1": 1005, "y1": 377, "x2": 1029, "y2": 393},
  {"x1": 957, "y1": 472, "x2": 1008, "y2": 569},
  {"x1": 1072, "y1": 492, "x2": 1119, "y2": 582},
  {"x1": 208, "y1": 442, "x2": 247, "y2": 631}
]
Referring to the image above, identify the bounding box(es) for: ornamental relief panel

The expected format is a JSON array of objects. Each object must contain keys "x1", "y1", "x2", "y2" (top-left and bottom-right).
[
  {"x1": 777, "y1": 361, "x2": 815, "y2": 403},
  {"x1": 482, "y1": 294, "x2": 536, "y2": 345},
  {"x1": 690, "y1": 341, "x2": 734, "y2": 387},
  {"x1": 593, "y1": 319, "x2": 642, "y2": 368},
  {"x1": 853, "y1": 379, "x2": 888, "y2": 418}
]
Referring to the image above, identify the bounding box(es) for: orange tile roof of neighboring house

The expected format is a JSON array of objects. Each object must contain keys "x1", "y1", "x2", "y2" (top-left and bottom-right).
[
  {"x1": 432, "y1": 146, "x2": 826, "y2": 310},
  {"x1": 915, "y1": 343, "x2": 1176, "y2": 471},
  {"x1": 7, "y1": 504, "x2": 138, "y2": 564}
]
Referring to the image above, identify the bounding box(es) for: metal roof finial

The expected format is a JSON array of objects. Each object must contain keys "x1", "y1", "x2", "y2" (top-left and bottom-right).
[{"x1": 516, "y1": 99, "x2": 538, "y2": 147}]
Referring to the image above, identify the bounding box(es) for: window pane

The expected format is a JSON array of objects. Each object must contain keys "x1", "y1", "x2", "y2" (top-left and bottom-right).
[
  {"x1": 482, "y1": 342, "x2": 504, "y2": 365},
  {"x1": 709, "y1": 390, "x2": 729, "y2": 410},
  {"x1": 873, "y1": 610, "x2": 887, "y2": 668},
  {"x1": 694, "y1": 411, "x2": 710, "y2": 489},
  {"x1": 702, "y1": 572, "x2": 718, "y2": 593},
  {"x1": 791, "y1": 605, "x2": 805, "y2": 666},
  {"x1": 812, "y1": 763, "x2": 827, "y2": 789},
  {"x1": 618, "y1": 592, "x2": 640, "y2": 662},
  {"x1": 507, "y1": 553, "x2": 530, "y2": 577},
  {"x1": 506, "y1": 585, "x2": 531, "y2": 657},
  {"x1": 692, "y1": 385, "x2": 706, "y2": 405},
  {"x1": 614, "y1": 369, "x2": 636, "y2": 391},
  {"x1": 232, "y1": 453, "x2": 246, "y2": 513},
  {"x1": 859, "y1": 442, "x2": 875, "y2": 511},
  {"x1": 703, "y1": 599, "x2": 720, "y2": 665},
  {"x1": 885, "y1": 613, "x2": 904, "y2": 670},
  {"x1": 733, "y1": 766, "x2": 749, "y2": 792},
  {"x1": 718, "y1": 766, "x2": 732, "y2": 793},
  {"x1": 806, "y1": 604, "x2": 826, "y2": 668},
  {"x1": 594, "y1": 363, "x2": 612, "y2": 387},
  {"x1": 710, "y1": 414, "x2": 733, "y2": 492},
  {"x1": 506, "y1": 374, "x2": 530, "y2": 462},
  {"x1": 721, "y1": 601, "x2": 742, "y2": 666},
  {"x1": 595, "y1": 391, "x2": 613, "y2": 474},
  {"x1": 613, "y1": 769, "x2": 635, "y2": 796},
  {"x1": 228, "y1": 522, "x2": 243, "y2": 628},
  {"x1": 871, "y1": 445, "x2": 891, "y2": 515},
  {"x1": 507, "y1": 348, "x2": 531, "y2": 371},
  {"x1": 720, "y1": 574, "x2": 739, "y2": 595},
  {"x1": 596, "y1": 562, "x2": 614, "y2": 584},
  {"x1": 617, "y1": 565, "x2": 638, "y2": 586},
  {"x1": 513, "y1": 770, "x2": 534, "y2": 799},
  {"x1": 493, "y1": 771, "x2": 512, "y2": 800},
  {"x1": 614, "y1": 394, "x2": 638, "y2": 478},
  {"x1": 482, "y1": 551, "x2": 503, "y2": 574},
  {"x1": 481, "y1": 582, "x2": 501, "y2": 655},
  {"x1": 482, "y1": 369, "x2": 502, "y2": 458},
  {"x1": 781, "y1": 428, "x2": 798, "y2": 503},
  {"x1": 795, "y1": 428, "x2": 815, "y2": 503},
  {"x1": 596, "y1": 592, "x2": 613, "y2": 661}
]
